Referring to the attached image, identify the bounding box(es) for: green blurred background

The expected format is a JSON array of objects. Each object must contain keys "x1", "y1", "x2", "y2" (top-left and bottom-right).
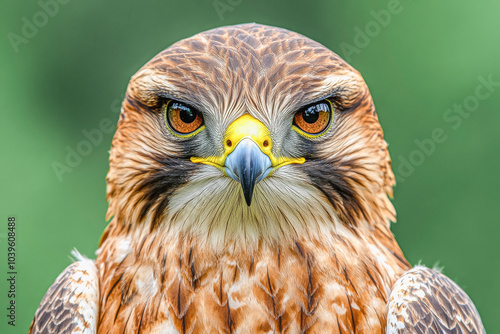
[{"x1": 1, "y1": 0, "x2": 499, "y2": 332}]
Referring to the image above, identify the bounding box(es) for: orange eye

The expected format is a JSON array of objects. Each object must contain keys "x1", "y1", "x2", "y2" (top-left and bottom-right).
[
  {"x1": 293, "y1": 100, "x2": 332, "y2": 136},
  {"x1": 165, "y1": 100, "x2": 204, "y2": 136}
]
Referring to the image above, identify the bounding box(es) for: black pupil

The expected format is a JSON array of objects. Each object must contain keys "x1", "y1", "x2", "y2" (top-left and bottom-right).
[
  {"x1": 302, "y1": 103, "x2": 328, "y2": 123},
  {"x1": 174, "y1": 103, "x2": 197, "y2": 123}
]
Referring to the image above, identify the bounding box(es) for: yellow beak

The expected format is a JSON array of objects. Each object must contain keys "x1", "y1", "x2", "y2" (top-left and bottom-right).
[{"x1": 191, "y1": 114, "x2": 305, "y2": 205}]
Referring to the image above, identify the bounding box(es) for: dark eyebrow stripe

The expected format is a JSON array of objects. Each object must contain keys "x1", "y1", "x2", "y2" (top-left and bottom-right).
[
  {"x1": 155, "y1": 91, "x2": 183, "y2": 103},
  {"x1": 151, "y1": 79, "x2": 350, "y2": 117},
  {"x1": 313, "y1": 86, "x2": 345, "y2": 104},
  {"x1": 282, "y1": 86, "x2": 344, "y2": 118},
  {"x1": 294, "y1": 86, "x2": 344, "y2": 111},
  {"x1": 155, "y1": 91, "x2": 208, "y2": 112}
]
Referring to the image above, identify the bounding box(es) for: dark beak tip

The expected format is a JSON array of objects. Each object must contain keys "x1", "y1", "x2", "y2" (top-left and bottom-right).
[
  {"x1": 242, "y1": 179, "x2": 255, "y2": 206},
  {"x1": 225, "y1": 138, "x2": 271, "y2": 208},
  {"x1": 244, "y1": 193, "x2": 252, "y2": 206}
]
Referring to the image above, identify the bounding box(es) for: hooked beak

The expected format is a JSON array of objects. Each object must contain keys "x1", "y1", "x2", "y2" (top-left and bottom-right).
[
  {"x1": 224, "y1": 138, "x2": 272, "y2": 206},
  {"x1": 191, "y1": 114, "x2": 305, "y2": 206}
]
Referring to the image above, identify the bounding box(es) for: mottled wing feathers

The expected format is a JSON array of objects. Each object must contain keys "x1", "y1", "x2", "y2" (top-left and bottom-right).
[
  {"x1": 386, "y1": 266, "x2": 485, "y2": 334},
  {"x1": 29, "y1": 255, "x2": 99, "y2": 334}
]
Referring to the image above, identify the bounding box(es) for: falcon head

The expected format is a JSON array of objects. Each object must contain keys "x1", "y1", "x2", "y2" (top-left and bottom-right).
[{"x1": 106, "y1": 24, "x2": 395, "y2": 247}]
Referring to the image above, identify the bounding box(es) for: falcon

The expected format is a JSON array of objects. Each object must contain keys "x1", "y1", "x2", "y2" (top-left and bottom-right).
[{"x1": 29, "y1": 24, "x2": 485, "y2": 333}]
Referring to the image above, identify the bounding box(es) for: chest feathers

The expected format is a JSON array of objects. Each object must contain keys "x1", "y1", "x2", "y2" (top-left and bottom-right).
[{"x1": 95, "y1": 219, "x2": 408, "y2": 334}]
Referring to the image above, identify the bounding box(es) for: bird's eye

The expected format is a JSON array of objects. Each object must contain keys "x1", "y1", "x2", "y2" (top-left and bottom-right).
[
  {"x1": 164, "y1": 100, "x2": 204, "y2": 136},
  {"x1": 293, "y1": 100, "x2": 333, "y2": 137}
]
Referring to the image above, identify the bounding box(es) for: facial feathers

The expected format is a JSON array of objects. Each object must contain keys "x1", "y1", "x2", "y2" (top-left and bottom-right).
[{"x1": 105, "y1": 24, "x2": 395, "y2": 248}]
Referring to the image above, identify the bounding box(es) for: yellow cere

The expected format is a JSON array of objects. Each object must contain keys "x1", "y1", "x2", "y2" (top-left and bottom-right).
[{"x1": 190, "y1": 114, "x2": 305, "y2": 172}]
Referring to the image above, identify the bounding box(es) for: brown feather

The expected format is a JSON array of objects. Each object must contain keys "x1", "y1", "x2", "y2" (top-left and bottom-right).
[
  {"x1": 98, "y1": 23, "x2": 410, "y2": 333},
  {"x1": 387, "y1": 266, "x2": 485, "y2": 333},
  {"x1": 30, "y1": 23, "x2": 484, "y2": 334},
  {"x1": 29, "y1": 256, "x2": 99, "y2": 334}
]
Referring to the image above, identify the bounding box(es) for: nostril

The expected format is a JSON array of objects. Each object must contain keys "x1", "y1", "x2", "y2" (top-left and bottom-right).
[
  {"x1": 226, "y1": 139, "x2": 232, "y2": 147},
  {"x1": 263, "y1": 140, "x2": 269, "y2": 148}
]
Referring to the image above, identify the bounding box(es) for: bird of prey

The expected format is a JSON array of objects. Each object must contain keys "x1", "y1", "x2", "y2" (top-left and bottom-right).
[{"x1": 29, "y1": 24, "x2": 485, "y2": 333}]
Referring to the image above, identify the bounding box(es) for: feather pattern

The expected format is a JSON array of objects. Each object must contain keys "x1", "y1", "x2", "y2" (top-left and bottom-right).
[
  {"x1": 95, "y1": 224, "x2": 408, "y2": 333},
  {"x1": 387, "y1": 266, "x2": 485, "y2": 333},
  {"x1": 28, "y1": 252, "x2": 99, "y2": 334},
  {"x1": 30, "y1": 23, "x2": 485, "y2": 333}
]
